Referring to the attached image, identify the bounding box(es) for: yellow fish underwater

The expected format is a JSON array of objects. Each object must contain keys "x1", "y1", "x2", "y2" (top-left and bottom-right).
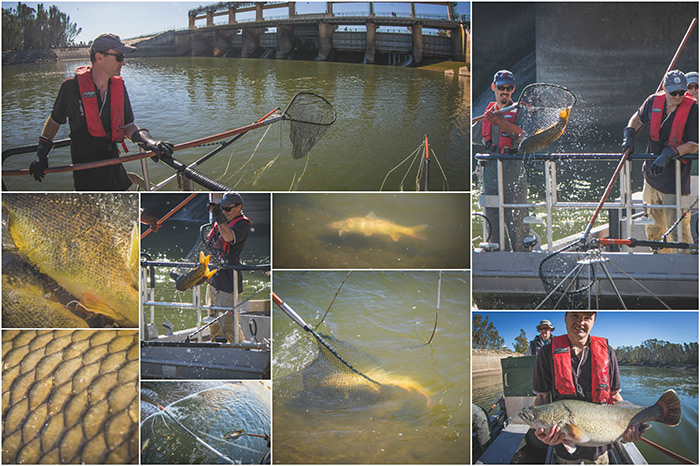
[{"x1": 326, "y1": 212, "x2": 428, "y2": 242}]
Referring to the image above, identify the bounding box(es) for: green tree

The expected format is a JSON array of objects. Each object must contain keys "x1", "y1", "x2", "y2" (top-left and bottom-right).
[
  {"x1": 2, "y1": 2, "x2": 81, "y2": 51},
  {"x1": 472, "y1": 313, "x2": 504, "y2": 350},
  {"x1": 513, "y1": 329, "x2": 528, "y2": 354}
]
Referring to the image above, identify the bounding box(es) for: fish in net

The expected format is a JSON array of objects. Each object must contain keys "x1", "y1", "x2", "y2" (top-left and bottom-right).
[
  {"x1": 283, "y1": 92, "x2": 337, "y2": 159},
  {"x1": 170, "y1": 223, "x2": 226, "y2": 287},
  {"x1": 515, "y1": 83, "x2": 577, "y2": 154}
]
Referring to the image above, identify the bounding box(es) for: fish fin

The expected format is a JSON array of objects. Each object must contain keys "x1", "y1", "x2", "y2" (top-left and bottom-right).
[
  {"x1": 338, "y1": 228, "x2": 346, "y2": 237},
  {"x1": 389, "y1": 233, "x2": 401, "y2": 242},
  {"x1": 562, "y1": 440, "x2": 578, "y2": 455},
  {"x1": 80, "y1": 292, "x2": 120, "y2": 322},
  {"x1": 409, "y1": 224, "x2": 429, "y2": 240},
  {"x1": 204, "y1": 267, "x2": 217, "y2": 279},
  {"x1": 198, "y1": 251, "x2": 206, "y2": 263},
  {"x1": 169, "y1": 271, "x2": 180, "y2": 282},
  {"x1": 563, "y1": 423, "x2": 590, "y2": 444},
  {"x1": 128, "y1": 223, "x2": 139, "y2": 284},
  {"x1": 366, "y1": 212, "x2": 378, "y2": 218},
  {"x1": 652, "y1": 389, "x2": 682, "y2": 426}
]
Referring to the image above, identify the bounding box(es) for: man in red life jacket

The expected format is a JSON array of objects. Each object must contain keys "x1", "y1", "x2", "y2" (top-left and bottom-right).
[
  {"x1": 206, "y1": 192, "x2": 252, "y2": 343},
  {"x1": 30, "y1": 33, "x2": 174, "y2": 191},
  {"x1": 473, "y1": 70, "x2": 528, "y2": 251},
  {"x1": 621, "y1": 70, "x2": 698, "y2": 253},
  {"x1": 533, "y1": 312, "x2": 642, "y2": 464}
]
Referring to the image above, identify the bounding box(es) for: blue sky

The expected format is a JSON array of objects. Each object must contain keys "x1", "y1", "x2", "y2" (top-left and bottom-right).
[
  {"x1": 474, "y1": 312, "x2": 699, "y2": 351},
  {"x1": 5, "y1": 1, "x2": 470, "y2": 44}
]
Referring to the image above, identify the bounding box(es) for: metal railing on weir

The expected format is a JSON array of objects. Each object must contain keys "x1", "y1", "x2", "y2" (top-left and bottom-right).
[
  {"x1": 475, "y1": 152, "x2": 699, "y2": 252},
  {"x1": 141, "y1": 257, "x2": 270, "y2": 344}
]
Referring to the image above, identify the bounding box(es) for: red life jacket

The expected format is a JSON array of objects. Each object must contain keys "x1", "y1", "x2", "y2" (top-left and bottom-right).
[
  {"x1": 75, "y1": 66, "x2": 126, "y2": 142},
  {"x1": 551, "y1": 334, "x2": 612, "y2": 404},
  {"x1": 482, "y1": 101, "x2": 518, "y2": 153},
  {"x1": 649, "y1": 91, "x2": 694, "y2": 147},
  {"x1": 207, "y1": 214, "x2": 252, "y2": 256}
]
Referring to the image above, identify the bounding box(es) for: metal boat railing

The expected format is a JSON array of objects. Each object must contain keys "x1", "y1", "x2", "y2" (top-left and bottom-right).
[
  {"x1": 140, "y1": 257, "x2": 270, "y2": 344},
  {"x1": 475, "y1": 153, "x2": 698, "y2": 252}
]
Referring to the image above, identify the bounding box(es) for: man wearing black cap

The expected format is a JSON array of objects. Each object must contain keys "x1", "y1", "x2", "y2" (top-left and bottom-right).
[
  {"x1": 206, "y1": 192, "x2": 252, "y2": 343},
  {"x1": 621, "y1": 70, "x2": 698, "y2": 252},
  {"x1": 30, "y1": 33, "x2": 174, "y2": 190},
  {"x1": 473, "y1": 70, "x2": 528, "y2": 251}
]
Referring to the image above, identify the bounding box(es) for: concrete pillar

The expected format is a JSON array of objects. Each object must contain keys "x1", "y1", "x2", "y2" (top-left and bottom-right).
[
  {"x1": 316, "y1": 21, "x2": 335, "y2": 61},
  {"x1": 288, "y1": 2, "x2": 295, "y2": 18},
  {"x1": 206, "y1": 10, "x2": 214, "y2": 27},
  {"x1": 188, "y1": 13, "x2": 196, "y2": 29},
  {"x1": 451, "y1": 26, "x2": 467, "y2": 62},
  {"x1": 277, "y1": 24, "x2": 294, "y2": 59},
  {"x1": 228, "y1": 6, "x2": 237, "y2": 24},
  {"x1": 410, "y1": 2, "x2": 416, "y2": 18},
  {"x1": 327, "y1": 1, "x2": 333, "y2": 15},
  {"x1": 412, "y1": 24, "x2": 423, "y2": 63},
  {"x1": 369, "y1": 2, "x2": 374, "y2": 17},
  {"x1": 256, "y1": 3, "x2": 263, "y2": 22},
  {"x1": 213, "y1": 32, "x2": 230, "y2": 57},
  {"x1": 365, "y1": 22, "x2": 377, "y2": 64},
  {"x1": 241, "y1": 28, "x2": 262, "y2": 58}
]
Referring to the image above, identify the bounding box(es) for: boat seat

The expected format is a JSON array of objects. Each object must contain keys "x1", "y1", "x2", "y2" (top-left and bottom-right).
[{"x1": 476, "y1": 423, "x2": 530, "y2": 464}]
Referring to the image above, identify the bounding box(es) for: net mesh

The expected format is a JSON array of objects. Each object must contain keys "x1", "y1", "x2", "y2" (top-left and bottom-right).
[
  {"x1": 514, "y1": 83, "x2": 577, "y2": 154},
  {"x1": 283, "y1": 92, "x2": 336, "y2": 159},
  {"x1": 171, "y1": 223, "x2": 226, "y2": 278}
]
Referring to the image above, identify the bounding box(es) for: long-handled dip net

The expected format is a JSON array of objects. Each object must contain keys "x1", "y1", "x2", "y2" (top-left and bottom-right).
[
  {"x1": 513, "y1": 83, "x2": 577, "y2": 154},
  {"x1": 283, "y1": 92, "x2": 337, "y2": 160}
]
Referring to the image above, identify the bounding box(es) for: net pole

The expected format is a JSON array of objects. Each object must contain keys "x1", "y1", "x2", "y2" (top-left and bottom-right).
[{"x1": 141, "y1": 193, "x2": 198, "y2": 240}]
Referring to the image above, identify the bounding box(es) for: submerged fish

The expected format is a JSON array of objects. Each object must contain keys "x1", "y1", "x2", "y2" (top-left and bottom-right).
[
  {"x1": 2, "y1": 329, "x2": 139, "y2": 464},
  {"x1": 3, "y1": 194, "x2": 139, "y2": 327},
  {"x1": 326, "y1": 212, "x2": 428, "y2": 242},
  {"x1": 518, "y1": 390, "x2": 681, "y2": 454},
  {"x1": 518, "y1": 107, "x2": 571, "y2": 154},
  {"x1": 169, "y1": 251, "x2": 217, "y2": 291},
  {"x1": 223, "y1": 429, "x2": 244, "y2": 440}
]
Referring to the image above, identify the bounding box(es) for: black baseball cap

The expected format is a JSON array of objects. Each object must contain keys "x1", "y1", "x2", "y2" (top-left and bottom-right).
[{"x1": 90, "y1": 33, "x2": 136, "y2": 54}]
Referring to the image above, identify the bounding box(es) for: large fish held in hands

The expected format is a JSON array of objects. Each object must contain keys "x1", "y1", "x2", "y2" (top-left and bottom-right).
[
  {"x1": 518, "y1": 390, "x2": 681, "y2": 454},
  {"x1": 169, "y1": 251, "x2": 217, "y2": 291},
  {"x1": 326, "y1": 212, "x2": 428, "y2": 242},
  {"x1": 2, "y1": 330, "x2": 139, "y2": 464},
  {"x1": 2, "y1": 194, "x2": 139, "y2": 328}
]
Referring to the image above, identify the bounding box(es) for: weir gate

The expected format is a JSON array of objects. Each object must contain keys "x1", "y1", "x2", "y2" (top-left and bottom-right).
[{"x1": 132, "y1": 1, "x2": 469, "y2": 65}]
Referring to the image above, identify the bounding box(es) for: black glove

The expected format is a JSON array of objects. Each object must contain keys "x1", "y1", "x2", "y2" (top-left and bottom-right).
[
  {"x1": 210, "y1": 203, "x2": 226, "y2": 224},
  {"x1": 621, "y1": 127, "x2": 636, "y2": 153},
  {"x1": 29, "y1": 136, "x2": 54, "y2": 182},
  {"x1": 132, "y1": 129, "x2": 174, "y2": 162},
  {"x1": 650, "y1": 146, "x2": 679, "y2": 176}
]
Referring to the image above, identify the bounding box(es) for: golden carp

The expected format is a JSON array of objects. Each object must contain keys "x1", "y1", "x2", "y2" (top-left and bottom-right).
[
  {"x1": 518, "y1": 390, "x2": 681, "y2": 454},
  {"x1": 169, "y1": 251, "x2": 217, "y2": 291},
  {"x1": 1, "y1": 329, "x2": 139, "y2": 464},
  {"x1": 518, "y1": 107, "x2": 571, "y2": 154},
  {"x1": 326, "y1": 212, "x2": 428, "y2": 242},
  {"x1": 3, "y1": 193, "x2": 139, "y2": 328}
]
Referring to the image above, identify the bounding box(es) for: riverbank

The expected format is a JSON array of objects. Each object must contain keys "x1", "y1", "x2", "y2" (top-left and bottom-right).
[
  {"x1": 472, "y1": 348, "x2": 523, "y2": 375},
  {"x1": 2, "y1": 47, "x2": 88, "y2": 65}
]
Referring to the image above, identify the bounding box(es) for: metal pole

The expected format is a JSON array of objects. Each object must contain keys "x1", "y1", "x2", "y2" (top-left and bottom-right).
[{"x1": 497, "y1": 159, "x2": 505, "y2": 251}]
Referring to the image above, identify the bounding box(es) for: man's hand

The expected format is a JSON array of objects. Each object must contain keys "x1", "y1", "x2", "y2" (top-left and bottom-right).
[
  {"x1": 131, "y1": 129, "x2": 174, "y2": 162},
  {"x1": 29, "y1": 136, "x2": 53, "y2": 182},
  {"x1": 485, "y1": 110, "x2": 522, "y2": 138},
  {"x1": 650, "y1": 146, "x2": 679, "y2": 176},
  {"x1": 622, "y1": 423, "x2": 647, "y2": 443},
  {"x1": 621, "y1": 127, "x2": 636, "y2": 153},
  {"x1": 534, "y1": 425, "x2": 566, "y2": 445},
  {"x1": 209, "y1": 203, "x2": 227, "y2": 224}
]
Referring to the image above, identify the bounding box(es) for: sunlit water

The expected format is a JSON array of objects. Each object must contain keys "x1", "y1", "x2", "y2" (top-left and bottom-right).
[
  {"x1": 272, "y1": 271, "x2": 470, "y2": 464},
  {"x1": 140, "y1": 381, "x2": 272, "y2": 464},
  {"x1": 140, "y1": 193, "x2": 270, "y2": 332},
  {"x1": 472, "y1": 364, "x2": 698, "y2": 464},
  {"x1": 2, "y1": 58, "x2": 469, "y2": 191},
  {"x1": 273, "y1": 193, "x2": 470, "y2": 269}
]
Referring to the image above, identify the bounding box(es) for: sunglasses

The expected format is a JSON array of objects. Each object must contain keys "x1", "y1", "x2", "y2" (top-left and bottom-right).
[
  {"x1": 101, "y1": 52, "x2": 124, "y2": 62},
  {"x1": 689, "y1": 84, "x2": 699, "y2": 90},
  {"x1": 669, "y1": 90, "x2": 686, "y2": 97},
  {"x1": 497, "y1": 85, "x2": 514, "y2": 92},
  {"x1": 222, "y1": 204, "x2": 240, "y2": 212}
]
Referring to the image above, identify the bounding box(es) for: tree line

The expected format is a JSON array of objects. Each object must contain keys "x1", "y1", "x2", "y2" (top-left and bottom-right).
[
  {"x1": 2, "y1": 2, "x2": 81, "y2": 51},
  {"x1": 473, "y1": 318, "x2": 698, "y2": 367}
]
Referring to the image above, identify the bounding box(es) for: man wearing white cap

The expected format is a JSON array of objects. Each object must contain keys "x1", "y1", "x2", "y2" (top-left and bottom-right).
[
  {"x1": 525, "y1": 320, "x2": 554, "y2": 356},
  {"x1": 621, "y1": 70, "x2": 698, "y2": 252},
  {"x1": 30, "y1": 33, "x2": 174, "y2": 190}
]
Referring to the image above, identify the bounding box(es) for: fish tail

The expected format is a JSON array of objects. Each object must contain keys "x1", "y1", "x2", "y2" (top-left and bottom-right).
[
  {"x1": 630, "y1": 389, "x2": 682, "y2": 427},
  {"x1": 410, "y1": 224, "x2": 429, "y2": 240}
]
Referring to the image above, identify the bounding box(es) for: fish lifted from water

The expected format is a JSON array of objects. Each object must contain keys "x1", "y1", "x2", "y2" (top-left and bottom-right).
[
  {"x1": 2, "y1": 329, "x2": 139, "y2": 464},
  {"x1": 326, "y1": 212, "x2": 428, "y2": 242},
  {"x1": 518, "y1": 390, "x2": 681, "y2": 454},
  {"x1": 3, "y1": 193, "x2": 139, "y2": 328},
  {"x1": 169, "y1": 251, "x2": 217, "y2": 291},
  {"x1": 518, "y1": 107, "x2": 571, "y2": 154}
]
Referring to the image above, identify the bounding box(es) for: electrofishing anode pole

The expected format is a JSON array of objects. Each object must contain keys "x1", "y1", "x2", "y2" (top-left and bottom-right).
[
  {"x1": 141, "y1": 193, "x2": 198, "y2": 240},
  {"x1": 581, "y1": 17, "x2": 697, "y2": 243},
  {"x1": 424, "y1": 135, "x2": 430, "y2": 191}
]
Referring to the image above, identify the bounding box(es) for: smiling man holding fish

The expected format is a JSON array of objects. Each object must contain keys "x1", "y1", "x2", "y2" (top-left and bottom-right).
[{"x1": 531, "y1": 312, "x2": 643, "y2": 464}]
